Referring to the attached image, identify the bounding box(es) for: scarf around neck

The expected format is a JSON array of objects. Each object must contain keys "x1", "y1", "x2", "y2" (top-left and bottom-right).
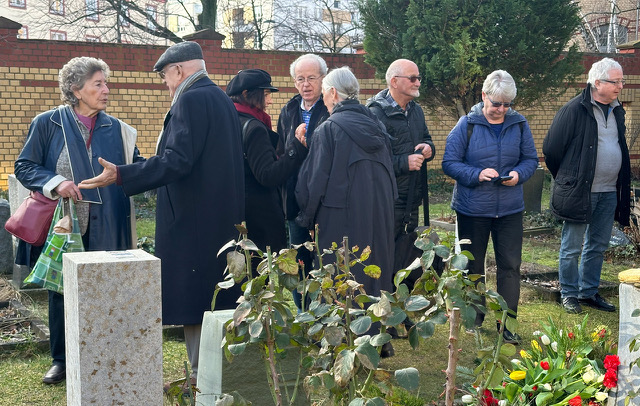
[{"x1": 234, "y1": 102, "x2": 272, "y2": 129}]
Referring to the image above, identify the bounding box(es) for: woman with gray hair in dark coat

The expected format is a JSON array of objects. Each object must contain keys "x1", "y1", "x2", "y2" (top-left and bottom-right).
[{"x1": 295, "y1": 66, "x2": 397, "y2": 306}]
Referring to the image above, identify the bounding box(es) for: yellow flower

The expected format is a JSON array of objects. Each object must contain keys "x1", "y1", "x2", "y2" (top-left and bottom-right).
[
  {"x1": 531, "y1": 340, "x2": 541, "y2": 351},
  {"x1": 510, "y1": 370, "x2": 527, "y2": 380},
  {"x1": 520, "y1": 350, "x2": 532, "y2": 359}
]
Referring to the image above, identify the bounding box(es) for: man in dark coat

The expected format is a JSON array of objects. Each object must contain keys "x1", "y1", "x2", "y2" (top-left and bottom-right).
[
  {"x1": 367, "y1": 59, "x2": 435, "y2": 274},
  {"x1": 543, "y1": 57, "x2": 629, "y2": 314},
  {"x1": 80, "y1": 41, "x2": 245, "y2": 383},
  {"x1": 277, "y1": 54, "x2": 329, "y2": 309}
]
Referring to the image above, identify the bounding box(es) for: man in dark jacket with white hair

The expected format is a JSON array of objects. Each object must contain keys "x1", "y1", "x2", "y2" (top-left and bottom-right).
[{"x1": 543, "y1": 57, "x2": 629, "y2": 314}]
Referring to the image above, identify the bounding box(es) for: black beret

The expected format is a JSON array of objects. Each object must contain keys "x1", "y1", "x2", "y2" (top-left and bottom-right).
[
  {"x1": 226, "y1": 69, "x2": 279, "y2": 96},
  {"x1": 153, "y1": 41, "x2": 204, "y2": 72}
]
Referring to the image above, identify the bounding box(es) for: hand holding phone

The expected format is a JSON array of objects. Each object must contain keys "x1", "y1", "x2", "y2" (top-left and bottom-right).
[{"x1": 493, "y1": 175, "x2": 513, "y2": 183}]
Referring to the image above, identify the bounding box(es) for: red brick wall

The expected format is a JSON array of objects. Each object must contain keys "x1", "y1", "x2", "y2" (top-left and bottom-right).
[{"x1": 0, "y1": 21, "x2": 638, "y2": 189}]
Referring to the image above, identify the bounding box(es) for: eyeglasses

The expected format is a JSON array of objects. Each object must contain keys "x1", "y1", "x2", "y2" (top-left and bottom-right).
[
  {"x1": 158, "y1": 64, "x2": 180, "y2": 79},
  {"x1": 295, "y1": 76, "x2": 320, "y2": 85},
  {"x1": 394, "y1": 75, "x2": 422, "y2": 83},
  {"x1": 486, "y1": 95, "x2": 514, "y2": 108},
  {"x1": 601, "y1": 79, "x2": 626, "y2": 86}
]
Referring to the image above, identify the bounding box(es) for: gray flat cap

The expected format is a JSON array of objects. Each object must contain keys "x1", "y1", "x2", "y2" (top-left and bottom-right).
[{"x1": 153, "y1": 41, "x2": 203, "y2": 72}]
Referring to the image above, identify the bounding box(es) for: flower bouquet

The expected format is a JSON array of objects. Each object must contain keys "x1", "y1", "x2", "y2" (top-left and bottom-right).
[{"x1": 494, "y1": 315, "x2": 619, "y2": 406}]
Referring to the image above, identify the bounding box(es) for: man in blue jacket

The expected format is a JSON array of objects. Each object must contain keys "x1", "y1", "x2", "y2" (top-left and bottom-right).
[{"x1": 543, "y1": 57, "x2": 629, "y2": 314}]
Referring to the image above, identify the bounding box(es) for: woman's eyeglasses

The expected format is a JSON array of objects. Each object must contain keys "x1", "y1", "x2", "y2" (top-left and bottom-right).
[
  {"x1": 487, "y1": 95, "x2": 514, "y2": 108},
  {"x1": 394, "y1": 75, "x2": 422, "y2": 83}
]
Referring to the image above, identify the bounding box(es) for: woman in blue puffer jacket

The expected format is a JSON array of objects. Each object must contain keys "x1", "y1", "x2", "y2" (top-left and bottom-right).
[{"x1": 442, "y1": 70, "x2": 538, "y2": 344}]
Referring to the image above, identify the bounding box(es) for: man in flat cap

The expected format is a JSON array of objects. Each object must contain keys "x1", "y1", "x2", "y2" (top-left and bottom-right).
[{"x1": 80, "y1": 41, "x2": 245, "y2": 389}]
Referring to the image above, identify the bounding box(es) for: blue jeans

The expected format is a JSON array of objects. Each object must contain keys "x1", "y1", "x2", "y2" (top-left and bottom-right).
[
  {"x1": 288, "y1": 220, "x2": 313, "y2": 311},
  {"x1": 559, "y1": 192, "x2": 616, "y2": 299}
]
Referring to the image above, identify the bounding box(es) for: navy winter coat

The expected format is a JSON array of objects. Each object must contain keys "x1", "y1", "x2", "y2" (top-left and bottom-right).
[
  {"x1": 118, "y1": 77, "x2": 245, "y2": 325},
  {"x1": 442, "y1": 102, "x2": 538, "y2": 218}
]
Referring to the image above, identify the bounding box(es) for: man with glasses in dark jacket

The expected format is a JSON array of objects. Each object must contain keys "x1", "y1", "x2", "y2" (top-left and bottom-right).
[
  {"x1": 543, "y1": 57, "x2": 630, "y2": 314},
  {"x1": 277, "y1": 54, "x2": 330, "y2": 310},
  {"x1": 367, "y1": 59, "x2": 435, "y2": 279}
]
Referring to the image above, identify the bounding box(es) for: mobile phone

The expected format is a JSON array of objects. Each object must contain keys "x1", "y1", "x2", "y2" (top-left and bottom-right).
[{"x1": 493, "y1": 175, "x2": 513, "y2": 182}]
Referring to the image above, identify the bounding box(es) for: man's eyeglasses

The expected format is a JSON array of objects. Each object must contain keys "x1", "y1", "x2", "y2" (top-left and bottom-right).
[
  {"x1": 601, "y1": 79, "x2": 626, "y2": 86},
  {"x1": 486, "y1": 95, "x2": 514, "y2": 108},
  {"x1": 394, "y1": 75, "x2": 422, "y2": 83},
  {"x1": 295, "y1": 76, "x2": 320, "y2": 85},
  {"x1": 158, "y1": 64, "x2": 180, "y2": 79}
]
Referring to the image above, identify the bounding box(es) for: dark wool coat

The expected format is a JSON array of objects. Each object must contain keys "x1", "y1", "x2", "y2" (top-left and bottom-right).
[
  {"x1": 543, "y1": 84, "x2": 630, "y2": 226},
  {"x1": 14, "y1": 108, "x2": 141, "y2": 262},
  {"x1": 295, "y1": 100, "x2": 397, "y2": 296},
  {"x1": 118, "y1": 77, "x2": 245, "y2": 325},
  {"x1": 238, "y1": 111, "x2": 307, "y2": 252},
  {"x1": 442, "y1": 102, "x2": 539, "y2": 218},
  {"x1": 367, "y1": 89, "x2": 436, "y2": 229},
  {"x1": 277, "y1": 94, "x2": 329, "y2": 220}
]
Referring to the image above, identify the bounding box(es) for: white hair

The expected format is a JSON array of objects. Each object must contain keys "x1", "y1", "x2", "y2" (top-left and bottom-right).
[
  {"x1": 587, "y1": 57, "x2": 623, "y2": 86},
  {"x1": 322, "y1": 66, "x2": 359, "y2": 101}
]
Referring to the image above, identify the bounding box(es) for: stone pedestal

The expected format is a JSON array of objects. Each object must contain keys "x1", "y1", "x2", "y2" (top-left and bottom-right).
[
  {"x1": 197, "y1": 310, "x2": 307, "y2": 405},
  {"x1": 608, "y1": 282, "x2": 640, "y2": 406},
  {"x1": 197, "y1": 310, "x2": 235, "y2": 405},
  {"x1": 63, "y1": 250, "x2": 163, "y2": 406}
]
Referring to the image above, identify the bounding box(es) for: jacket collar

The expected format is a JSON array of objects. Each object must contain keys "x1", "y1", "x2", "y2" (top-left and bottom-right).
[
  {"x1": 49, "y1": 105, "x2": 113, "y2": 129},
  {"x1": 368, "y1": 88, "x2": 415, "y2": 117}
]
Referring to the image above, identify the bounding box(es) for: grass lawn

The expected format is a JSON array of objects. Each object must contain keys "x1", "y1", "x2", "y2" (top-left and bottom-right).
[{"x1": 0, "y1": 174, "x2": 633, "y2": 405}]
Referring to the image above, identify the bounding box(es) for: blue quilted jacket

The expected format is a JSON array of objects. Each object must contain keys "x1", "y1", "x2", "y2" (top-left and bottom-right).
[{"x1": 442, "y1": 102, "x2": 539, "y2": 218}]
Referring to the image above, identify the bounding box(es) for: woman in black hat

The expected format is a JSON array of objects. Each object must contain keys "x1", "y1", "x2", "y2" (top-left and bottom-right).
[{"x1": 227, "y1": 69, "x2": 308, "y2": 257}]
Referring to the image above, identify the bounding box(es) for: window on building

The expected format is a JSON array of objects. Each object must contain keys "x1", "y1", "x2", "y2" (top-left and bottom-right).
[
  {"x1": 254, "y1": 5, "x2": 262, "y2": 20},
  {"x1": 232, "y1": 8, "x2": 244, "y2": 26},
  {"x1": 232, "y1": 32, "x2": 246, "y2": 48},
  {"x1": 9, "y1": 0, "x2": 26, "y2": 9},
  {"x1": 118, "y1": 3, "x2": 129, "y2": 27},
  {"x1": 193, "y1": 2, "x2": 202, "y2": 14},
  {"x1": 17, "y1": 26, "x2": 28, "y2": 39},
  {"x1": 86, "y1": 0, "x2": 98, "y2": 21},
  {"x1": 293, "y1": 33, "x2": 304, "y2": 50},
  {"x1": 49, "y1": 0, "x2": 64, "y2": 15},
  {"x1": 296, "y1": 6, "x2": 305, "y2": 19},
  {"x1": 146, "y1": 4, "x2": 157, "y2": 30},
  {"x1": 50, "y1": 30, "x2": 67, "y2": 40},
  {"x1": 86, "y1": 35, "x2": 100, "y2": 42},
  {"x1": 333, "y1": 0, "x2": 340, "y2": 8},
  {"x1": 595, "y1": 23, "x2": 629, "y2": 52}
]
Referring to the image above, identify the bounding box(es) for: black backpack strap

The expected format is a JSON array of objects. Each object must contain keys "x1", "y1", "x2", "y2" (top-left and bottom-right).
[{"x1": 240, "y1": 117, "x2": 259, "y2": 159}]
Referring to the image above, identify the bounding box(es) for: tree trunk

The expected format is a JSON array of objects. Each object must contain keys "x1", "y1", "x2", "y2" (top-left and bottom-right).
[{"x1": 445, "y1": 307, "x2": 461, "y2": 406}]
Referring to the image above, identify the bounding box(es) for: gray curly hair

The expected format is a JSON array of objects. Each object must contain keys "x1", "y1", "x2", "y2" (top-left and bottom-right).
[{"x1": 58, "y1": 57, "x2": 110, "y2": 106}]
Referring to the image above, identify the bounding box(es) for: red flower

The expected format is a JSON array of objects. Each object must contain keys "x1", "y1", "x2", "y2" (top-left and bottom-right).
[
  {"x1": 481, "y1": 389, "x2": 499, "y2": 406},
  {"x1": 598, "y1": 329, "x2": 606, "y2": 338},
  {"x1": 604, "y1": 355, "x2": 620, "y2": 370},
  {"x1": 540, "y1": 361, "x2": 550, "y2": 370},
  {"x1": 568, "y1": 395, "x2": 582, "y2": 406},
  {"x1": 568, "y1": 332, "x2": 575, "y2": 339},
  {"x1": 603, "y1": 369, "x2": 618, "y2": 388},
  {"x1": 532, "y1": 385, "x2": 538, "y2": 391}
]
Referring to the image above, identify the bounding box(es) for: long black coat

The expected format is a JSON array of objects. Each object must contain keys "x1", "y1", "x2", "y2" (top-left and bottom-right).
[
  {"x1": 238, "y1": 112, "x2": 307, "y2": 252},
  {"x1": 119, "y1": 77, "x2": 245, "y2": 325},
  {"x1": 295, "y1": 100, "x2": 397, "y2": 296},
  {"x1": 543, "y1": 84, "x2": 630, "y2": 226}
]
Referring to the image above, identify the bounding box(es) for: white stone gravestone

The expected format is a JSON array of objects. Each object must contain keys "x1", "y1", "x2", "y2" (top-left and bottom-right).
[
  {"x1": 197, "y1": 309, "x2": 235, "y2": 405},
  {"x1": 8, "y1": 174, "x2": 30, "y2": 287},
  {"x1": 63, "y1": 249, "x2": 163, "y2": 406},
  {"x1": 608, "y1": 276, "x2": 640, "y2": 406}
]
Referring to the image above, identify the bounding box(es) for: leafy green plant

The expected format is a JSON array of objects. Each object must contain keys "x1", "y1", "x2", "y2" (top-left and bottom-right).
[{"x1": 212, "y1": 225, "x2": 494, "y2": 405}]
